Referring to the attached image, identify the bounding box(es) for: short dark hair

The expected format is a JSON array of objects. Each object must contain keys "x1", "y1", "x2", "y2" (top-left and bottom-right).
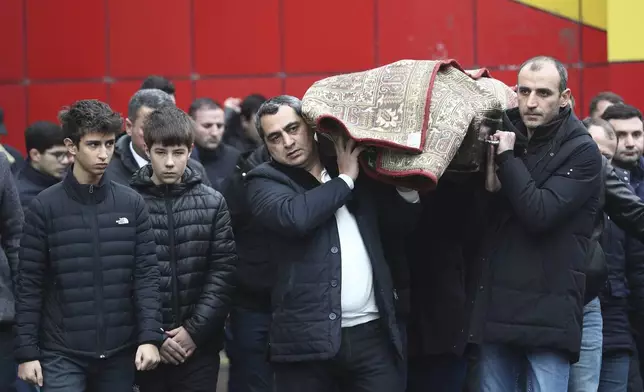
[
  {"x1": 25, "y1": 121, "x2": 65, "y2": 153},
  {"x1": 128, "y1": 89, "x2": 175, "y2": 121},
  {"x1": 601, "y1": 104, "x2": 644, "y2": 122},
  {"x1": 58, "y1": 100, "x2": 122, "y2": 145},
  {"x1": 241, "y1": 94, "x2": 267, "y2": 121},
  {"x1": 519, "y1": 56, "x2": 568, "y2": 93},
  {"x1": 589, "y1": 92, "x2": 624, "y2": 116},
  {"x1": 188, "y1": 98, "x2": 222, "y2": 119},
  {"x1": 255, "y1": 95, "x2": 303, "y2": 138},
  {"x1": 583, "y1": 117, "x2": 616, "y2": 140},
  {"x1": 143, "y1": 106, "x2": 195, "y2": 149},
  {"x1": 141, "y1": 75, "x2": 175, "y2": 96}
]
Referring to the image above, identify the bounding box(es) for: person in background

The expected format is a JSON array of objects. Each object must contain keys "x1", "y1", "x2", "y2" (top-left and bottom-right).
[
  {"x1": 131, "y1": 105, "x2": 236, "y2": 392},
  {"x1": 589, "y1": 92, "x2": 624, "y2": 121},
  {"x1": 108, "y1": 89, "x2": 210, "y2": 187},
  {"x1": 0, "y1": 153, "x2": 25, "y2": 392},
  {"x1": 189, "y1": 98, "x2": 241, "y2": 190},
  {"x1": 221, "y1": 142, "x2": 273, "y2": 392},
  {"x1": 585, "y1": 118, "x2": 644, "y2": 392},
  {"x1": 223, "y1": 94, "x2": 267, "y2": 154},
  {"x1": 141, "y1": 76, "x2": 176, "y2": 103},
  {"x1": 601, "y1": 104, "x2": 644, "y2": 392},
  {"x1": 0, "y1": 108, "x2": 25, "y2": 173},
  {"x1": 14, "y1": 121, "x2": 73, "y2": 210},
  {"x1": 15, "y1": 100, "x2": 162, "y2": 391}
]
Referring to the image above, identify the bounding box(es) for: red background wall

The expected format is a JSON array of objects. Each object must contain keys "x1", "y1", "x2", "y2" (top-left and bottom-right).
[{"x1": 0, "y1": 0, "x2": 618, "y2": 154}]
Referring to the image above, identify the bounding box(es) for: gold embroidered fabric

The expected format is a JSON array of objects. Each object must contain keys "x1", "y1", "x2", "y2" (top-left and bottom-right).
[{"x1": 302, "y1": 59, "x2": 517, "y2": 191}]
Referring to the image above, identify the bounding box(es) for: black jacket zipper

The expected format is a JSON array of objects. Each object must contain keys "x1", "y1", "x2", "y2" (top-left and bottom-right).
[
  {"x1": 89, "y1": 184, "x2": 106, "y2": 358},
  {"x1": 165, "y1": 191, "x2": 180, "y2": 326}
]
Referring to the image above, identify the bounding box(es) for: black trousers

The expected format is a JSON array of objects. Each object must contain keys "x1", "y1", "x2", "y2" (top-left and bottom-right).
[
  {"x1": 273, "y1": 320, "x2": 404, "y2": 392},
  {"x1": 40, "y1": 349, "x2": 134, "y2": 392},
  {"x1": 135, "y1": 350, "x2": 220, "y2": 392}
]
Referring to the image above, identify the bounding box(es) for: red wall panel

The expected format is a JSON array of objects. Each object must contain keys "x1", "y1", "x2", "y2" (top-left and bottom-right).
[
  {"x1": 580, "y1": 66, "x2": 610, "y2": 117},
  {"x1": 108, "y1": 0, "x2": 192, "y2": 78},
  {"x1": 582, "y1": 27, "x2": 607, "y2": 64},
  {"x1": 608, "y1": 63, "x2": 644, "y2": 108},
  {"x1": 26, "y1": 0, "x2": 106, "y2": 80},
  {"x1": 285, "y1": 76, "x2": 330, "y2": 98},
  {"x1": 377, "y1": 0, "x2": 475, "y2": 66},
  {"x1": 476, "y1": 0, "x2": 581, "y2": 67},
  {"x1": 195, "y1": 78, "x2": 282, "y2": 106},
  {"x1": 0, "y1": 85, "x2": 26, "y2": 154},
  {"x1": 0, "y1": 0, "x2": 24, "y2": 81},
  {"x1": 194, "y1": 0, "x2": 281, "y2": 76},
  {"x1": 27, "y1": 83, "x2": 108, "y2": 124},
  {"x1": 282, "y1": 0, "x2": 375, "y2": 73},
  {"x1": 0, "y1": 0, "x2": 625, "y2": 152}
]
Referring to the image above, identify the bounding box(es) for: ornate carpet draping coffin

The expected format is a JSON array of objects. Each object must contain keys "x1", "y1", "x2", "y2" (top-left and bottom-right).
[{"x1": 302, "y1": 59, "x2": 518, "y2": 191}]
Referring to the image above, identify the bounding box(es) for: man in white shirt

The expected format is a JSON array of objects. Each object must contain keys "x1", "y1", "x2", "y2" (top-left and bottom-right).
[
  {"x1": 246, "y1": 95, "x2": 420, "y2": 392},
  {"x1": 107, "y1": 89, "x2": 210, "y2": 187}
]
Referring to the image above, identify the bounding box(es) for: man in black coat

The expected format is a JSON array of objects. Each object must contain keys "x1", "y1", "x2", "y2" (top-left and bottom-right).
[
  {"x1": 14, "y1": 100, "x2": 163, "y2": 391},
  {"x1": 221, "y1": 144, "x2": 276, "y2": 392},
  {"x1": 0, "y1": 153, "x2": 24, "y2": 392},
  {"x1": 14, "y1": 121, "x2": 73, "y2": 211},
  {"x1": 107, "y1": 89, "x2": 210, "y2": 187},
  {"x1": 246, "y1": 95, "x2": 420, "y2": 392},
  {"x1": 469, "y1": 57, "x2": 603, "y2": 392},
  {"x1": 130, "y1": 106, "x2": 237, "y2": 392},
  {"x1": 188, "y1": 98, "x2": 241, "y2": 191}
]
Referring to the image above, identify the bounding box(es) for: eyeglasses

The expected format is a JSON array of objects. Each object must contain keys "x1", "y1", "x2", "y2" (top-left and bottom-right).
[{"x1": 47, "y1": 151, "x2": 73, "y2": 162}]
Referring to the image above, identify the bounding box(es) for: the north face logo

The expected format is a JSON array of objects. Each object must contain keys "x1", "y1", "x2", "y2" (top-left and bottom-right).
[{"x1": 116, "y1": 217, "x2": 129, "y2": 225}]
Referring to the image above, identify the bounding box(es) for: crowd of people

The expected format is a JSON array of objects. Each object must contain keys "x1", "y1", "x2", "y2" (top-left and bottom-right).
[{"x1": 0, "y1": 55, "x2": 643, "y2": 392}]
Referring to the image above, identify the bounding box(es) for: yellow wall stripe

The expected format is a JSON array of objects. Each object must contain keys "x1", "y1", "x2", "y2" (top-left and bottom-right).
[{"x1": 607, "y1": 0, "x2": 644, "y2": 61}]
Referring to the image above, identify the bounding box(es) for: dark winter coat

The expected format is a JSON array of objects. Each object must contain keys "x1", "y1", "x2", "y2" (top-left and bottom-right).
[
  {"x1": 246, "y1": 155, "x2": 420, "y2": 362},
  {"x1": 14, "y1": 169, "x2": 163, "y2": 362},
  {"x1": 0, "y1": 154, "x2": 23, "y2": 325},
  {"x1": 469, "y1": 107, "x2": 602, "y2": 361},
  {"x1": 131, "y1": 165, "x2": 237, "y2": 351}
]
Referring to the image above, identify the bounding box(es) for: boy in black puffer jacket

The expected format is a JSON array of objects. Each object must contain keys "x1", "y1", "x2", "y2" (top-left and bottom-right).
[
  {"x1": 15, "y1": 100, "x2": 163, "y2": 391},
  {"x1": 130, "y1": 105, "x2": 237, "y2": 392}
]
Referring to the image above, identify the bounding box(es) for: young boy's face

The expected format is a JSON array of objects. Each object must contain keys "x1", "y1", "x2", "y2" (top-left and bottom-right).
[
  {"x1": 66, "y1": 132, "x2": 115, "y2": 178},
  {"x1": 146, "y1": 143, "x2": 191, "y2": 185}
]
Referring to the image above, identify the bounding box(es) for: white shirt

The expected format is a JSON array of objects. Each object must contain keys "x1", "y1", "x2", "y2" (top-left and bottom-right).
[
  {"x1": 321, "y1": 171, "x2": 419, "y2": 328},
  {"x1": 130, "y1": 142, "x2": 148, "y2": 168}
]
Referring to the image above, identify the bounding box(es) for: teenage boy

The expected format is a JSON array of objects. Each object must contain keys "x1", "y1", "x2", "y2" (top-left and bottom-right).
[
  {"x1": 14, "y1": 99, "x2": 163, "y2": 392},
  {"x1": 130, "y1": 105, "x2": 236, "y2": 392}
]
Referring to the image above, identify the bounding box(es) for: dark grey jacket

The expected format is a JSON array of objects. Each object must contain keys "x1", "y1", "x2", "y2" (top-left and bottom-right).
[{"x1": 0, "y1": 154, "x2": 23, "y2": 324}]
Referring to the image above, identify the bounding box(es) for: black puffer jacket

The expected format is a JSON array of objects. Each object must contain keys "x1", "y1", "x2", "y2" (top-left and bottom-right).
[
  {"x1": 131, "y1": 165, "x2": 237, "y2": 350},
  {"x1": 14, "y1": 169, "x2": 163, "y2": 362}
]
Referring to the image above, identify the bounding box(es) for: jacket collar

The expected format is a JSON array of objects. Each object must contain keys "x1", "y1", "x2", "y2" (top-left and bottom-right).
[
  {"x1": 504, "y1": 106, "x2": 571, "y2": 148},
  {"x1": 114, "y1": 135, "x2": 140, "y2": 174},
  {"x1": 130, "y1": 164, "x2": 201, "y2": 197},
  {"x1": 62, "y1": 165, "x2": 109, "y2": 204},
  {"x1": 269, "y1": 146, "x2": 340, "y2": 191},
  {"x1": 22, "y1": 161, "x2": 60, "y2": 188}
]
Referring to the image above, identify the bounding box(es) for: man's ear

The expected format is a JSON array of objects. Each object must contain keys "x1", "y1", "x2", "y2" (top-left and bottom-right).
[
  {"x1": 64, "y1": 138, "x2": 77, "y2": 156},
  {"x1": 28, "y1": 148, "x2": 41, "y2": 162},
  {"x1": 144, "y1": 143, "x2": 151, "y2": 159},
  {"x1": 125, "y1": 118, "x2": 134, "y2": 137},
  {"x1": 560, "y1": 88, "x2": 572, "y2": 108}
]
